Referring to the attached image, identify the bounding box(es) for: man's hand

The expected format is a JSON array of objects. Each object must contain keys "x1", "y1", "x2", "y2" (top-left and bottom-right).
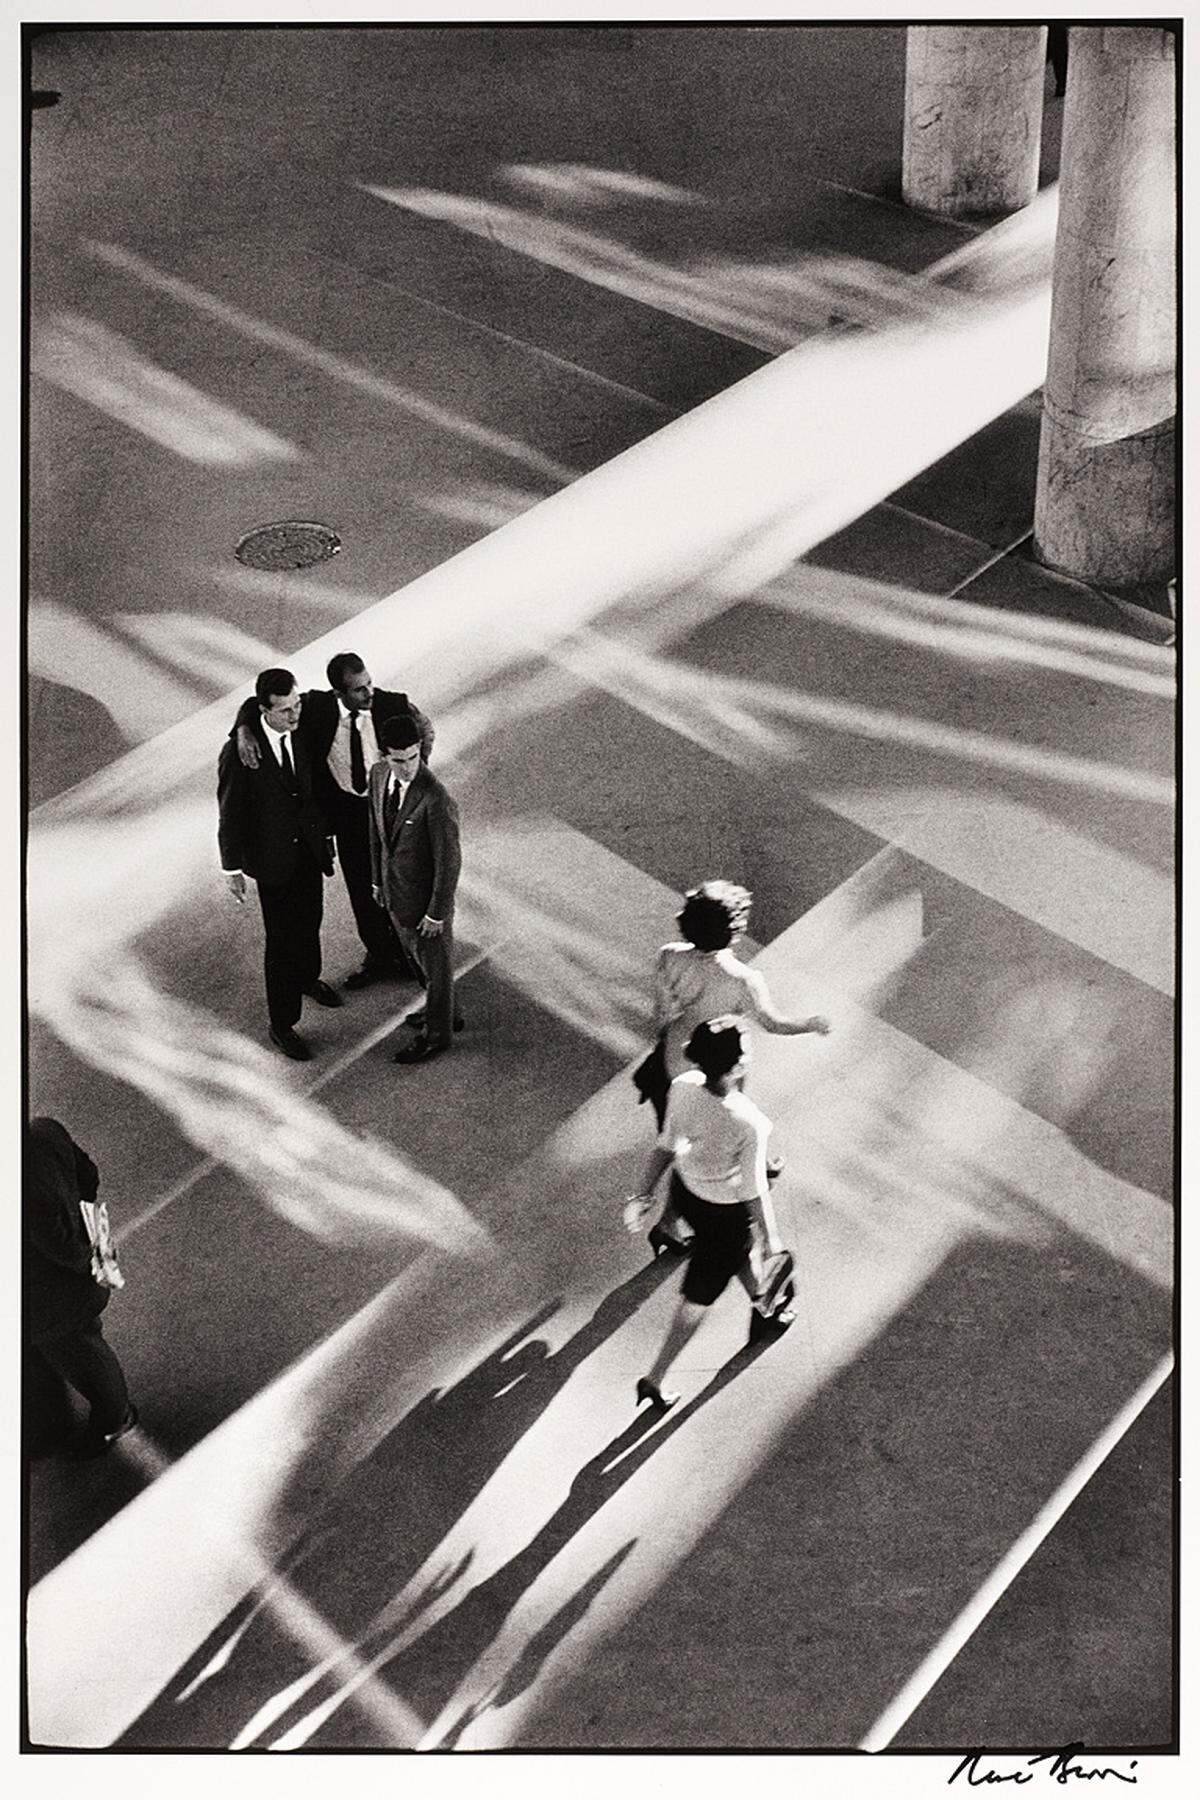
[
  {"x1": 372, "y1": 883, "x2": 385, "y2": 908},
  {"x1": 418, "y1": 915, "x2": 444, "y2": 937},
  {"x1": 236, "y1": 724, "x2": 261, "y2": 770},
  {"x1": 226, "y1": 872, "x2": 247, "y2": 904}
]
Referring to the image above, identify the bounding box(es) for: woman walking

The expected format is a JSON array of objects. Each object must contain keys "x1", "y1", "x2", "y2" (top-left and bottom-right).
[
  {"x1": 637, "y1": 880, "x2": 829, "y2": 1254},
  {"x1": 628, "y1": 1018, "x2": 796, "y2": 1415}
]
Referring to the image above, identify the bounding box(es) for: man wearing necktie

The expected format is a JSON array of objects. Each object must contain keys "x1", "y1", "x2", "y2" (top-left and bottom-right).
[
  {"x1": 369, "y1": 708, "x2": 463, "y2": 1064},
  {"x1": 230, "y1": 652, "x2": 434, "y2": 991},
  {"x1": 218, "y1": 669, "x2": 338, "y2": 1060}
]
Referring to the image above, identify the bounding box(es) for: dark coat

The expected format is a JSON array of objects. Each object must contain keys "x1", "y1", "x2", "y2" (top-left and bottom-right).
[
  {"x1": 368, "y1": 760, "x2": 462, "y2": 927},
  {"x1": 24, "y1": 1118, "x2": 108, "y2": 1344},
  {"x1": 232, "y1": 687, "x2": 434, "y2": 806},
  {"x1": 217, "y1": 718, "x2": 332, "y2": 885}
]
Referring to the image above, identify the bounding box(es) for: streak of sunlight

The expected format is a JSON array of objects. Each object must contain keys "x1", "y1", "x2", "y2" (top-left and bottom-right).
[
  {"x1": 812, "y1": 788, "x2": 1174, "y2": 1000},
  {"x1": 33, "y1": 941, "x2": 486, "y2": 1254},
  {"x1": 29, "y1": 597, "x2": 201, "y2": 740},
  {"x1": 33, "y1": 313, "x2": 302, "y2": 465},
  {"x1": 544, "y1": 628, "x2": 1174, "y2": 805},
  {"x1": 415, "y1": 480, "x2": 546, "y2": 532},
  {"x1": 42, "y1": 196, "x2": 1060, "y2": 839},
  {"x1": 504, "y1": 162, "x2": 702, "y2": 206},
  {"x1": 363, "y1": 184, "x2": 967, "y2": 350},
  {"x1": 115, "y1": 611, "x2": 283, "y2": 692},
  {"x1": 859, "y1": 1354, "x2": 1174, "y2": 1752},
  {"x1": 770, "y1": 566, "x2": 1176, "y2": 697},
  {"x1": 461, "y1": 818, "x2": 677, "y2": 1060},
  {"x1": 85, "y1": 241, "x2": 575, "y2": 487},
  {"x1": 503, "y1": 162, "x2": 702, "y2": 206}
]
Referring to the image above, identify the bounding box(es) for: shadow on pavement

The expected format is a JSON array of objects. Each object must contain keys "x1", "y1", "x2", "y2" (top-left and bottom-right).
[{"x1": 117, "y1": 1259, "x2": 676, "y2": 1746}]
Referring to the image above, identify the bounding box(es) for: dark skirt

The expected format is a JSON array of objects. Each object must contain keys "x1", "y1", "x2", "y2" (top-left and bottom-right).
[{"x1": 670, "y1": 1170, "x2": 753, "y2": 1307}]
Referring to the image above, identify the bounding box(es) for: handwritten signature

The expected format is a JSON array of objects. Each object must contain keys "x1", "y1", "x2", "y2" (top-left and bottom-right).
[{"x1": 949, "y1": 1747, "x2": 1139, "y2": 1787}]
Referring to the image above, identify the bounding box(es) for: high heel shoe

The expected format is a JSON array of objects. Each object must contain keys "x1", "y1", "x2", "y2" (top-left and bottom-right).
[
  {"x1": 648, "y1": 1225, "x2": 690, "y2": 1260},
  {"x1": 636, "y1": 1377, "x2": 680, "y2": 1414},
  {"x1": 748, "y1": 1304, "x2": 796, "y2": 1346}
]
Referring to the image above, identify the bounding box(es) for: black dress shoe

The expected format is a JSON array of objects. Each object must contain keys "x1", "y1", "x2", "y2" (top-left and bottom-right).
[
  {"x1": 71, "y1": 1404, "x2": 140, "y2": 1458},
  {"x1": 344, "y1": 961, "x2": 391, "y2": 990},
  {"x1": 748, "y1": 1305, "x2": 796, "y2": 1346},
  {"x1": 405, "y1": 1009, "x2": 465, "y2": 1032},
  {"x1": 270, "y1": 1025, "x2": 312, "y2": 1061},
  {"x1": 304, "y1": 981, "x2": 344, "y2": 1008},
  {"x1": 392, "y1": 1035, "x2": 448, "y2": 1064}
]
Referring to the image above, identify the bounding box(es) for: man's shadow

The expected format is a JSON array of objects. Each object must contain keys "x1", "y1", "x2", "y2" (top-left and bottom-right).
[{"x1": 284, "y1": 1326, "x2": 780, "y2": 1750}]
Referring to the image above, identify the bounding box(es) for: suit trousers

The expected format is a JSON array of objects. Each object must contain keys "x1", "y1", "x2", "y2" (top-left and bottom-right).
[
  {"x1": 395, "y1": 913, "x2": 456, "y2": 1047},
  {"x1": 33, "y1": 1316, "x2": 130, "y2": 1435},
  {"x1": 328, "y1": 788, "x2": 405, "y2": 969},
  {"x1": 257, "y1": 853, "x2": 324, "y2": 1031}
]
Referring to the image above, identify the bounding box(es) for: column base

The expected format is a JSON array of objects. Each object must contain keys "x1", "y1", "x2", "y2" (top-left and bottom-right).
[{"x1": 1033, "y1": 417, "x2": 1175, "y2": 589}]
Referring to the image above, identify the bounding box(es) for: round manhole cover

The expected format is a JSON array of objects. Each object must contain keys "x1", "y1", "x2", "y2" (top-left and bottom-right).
[{"x1": 235, "y1": 521, "x2": 342, "y2": 571}]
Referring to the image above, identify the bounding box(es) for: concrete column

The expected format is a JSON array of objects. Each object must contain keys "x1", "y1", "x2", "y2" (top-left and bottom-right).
[
  {"x1": 903, "y1": 26, "x2": 1047, "y2": 217},
  {"x1": 1034, "y1": 27, "x2": 1176, "y2": 587}
]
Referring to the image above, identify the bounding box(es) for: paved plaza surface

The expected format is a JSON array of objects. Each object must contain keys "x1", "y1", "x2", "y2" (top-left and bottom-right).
[{"x1": 25, "y1": 25, "x2": 1174, "y2": 1754}]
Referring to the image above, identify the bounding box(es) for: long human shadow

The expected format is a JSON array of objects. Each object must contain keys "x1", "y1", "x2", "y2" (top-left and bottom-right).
[
  {"x1": 431, "y1": 1539, "x2": 639, "y2": 1751},
  {"x1": 293, "y1": 1329, "x2": 778, "y2": 1750},
  {"x1": 118, "y1": 1258, "x2": 675, "y2": 1747}
]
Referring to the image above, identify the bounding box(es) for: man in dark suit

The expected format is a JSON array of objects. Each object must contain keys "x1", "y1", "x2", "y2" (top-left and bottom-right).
[
  {"x1": 369, "y1": 708, "x2": 463, "y2": 1064},
  {"x1": 232, "y1": 652, "x2": 434, "y2": 990},
  {"x1": 219, "y1": 668, "x2": 339, "y2": 1060},
  {"x1": 25, "y1": 1117, "x2": 138, "y2": 1457}
]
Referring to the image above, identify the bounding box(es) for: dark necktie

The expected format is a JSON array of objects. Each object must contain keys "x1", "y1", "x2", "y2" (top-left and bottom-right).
[
  {"x1": 349, "y1": 710, "x2": 367, "y2": 793},
  {"x1": 384, "y1": 778, "x2": 401, "y2": 830},
  {"x1": 279, "y1": 735, "x2": 296, "y2": 790}
]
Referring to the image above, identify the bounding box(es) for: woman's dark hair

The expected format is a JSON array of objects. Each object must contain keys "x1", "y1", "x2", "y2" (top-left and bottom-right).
[
  {"x1": 685, "y1": 1016, "x2": 747, "y2": 1084},
  {"x1": 677, "y1": 880, "x2": 752, "y2": 951}
]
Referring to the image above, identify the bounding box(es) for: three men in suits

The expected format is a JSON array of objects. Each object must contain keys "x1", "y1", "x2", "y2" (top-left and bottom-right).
[
  {"x1": 232, "y1": 652, "x2": 434, "y2": 990},
  {"x1": 218, "y1": 668, "x2": 339, "y2": 1060},
  {"x1": 369, "y1": 708, "x2": 463, "y2": 1063}
]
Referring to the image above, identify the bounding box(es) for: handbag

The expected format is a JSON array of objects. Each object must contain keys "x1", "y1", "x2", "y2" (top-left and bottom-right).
[
  {"x1": 79, "y1": 1198, "x2": 125, "y2": 1291},
  {"x1": 631, "y1": 1033, "x2": 669, "y2": 1120}
]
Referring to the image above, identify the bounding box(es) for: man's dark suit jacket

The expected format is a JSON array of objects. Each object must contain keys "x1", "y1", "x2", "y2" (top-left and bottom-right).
[
  {"x1": 25, "y1": 1118, "x2": 108, "y2": 1344},
  {"x1": 368, "y1": 761, "x2": 462, "y2": 928},
  {"x1": 218, "y1": 719, "x2": 332, "y2": 884},
  {"x1": 233, "y1": 688, "x2": 434, "y2": 805}
]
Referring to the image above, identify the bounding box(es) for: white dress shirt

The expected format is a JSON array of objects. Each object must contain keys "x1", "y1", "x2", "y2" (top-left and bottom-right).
[
  {"x1": 328, "y1": 700, "x2": 381, "y2": 794},
  {"x1": 262, "y1": 722, "x2": 293, "y2": 767}
]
